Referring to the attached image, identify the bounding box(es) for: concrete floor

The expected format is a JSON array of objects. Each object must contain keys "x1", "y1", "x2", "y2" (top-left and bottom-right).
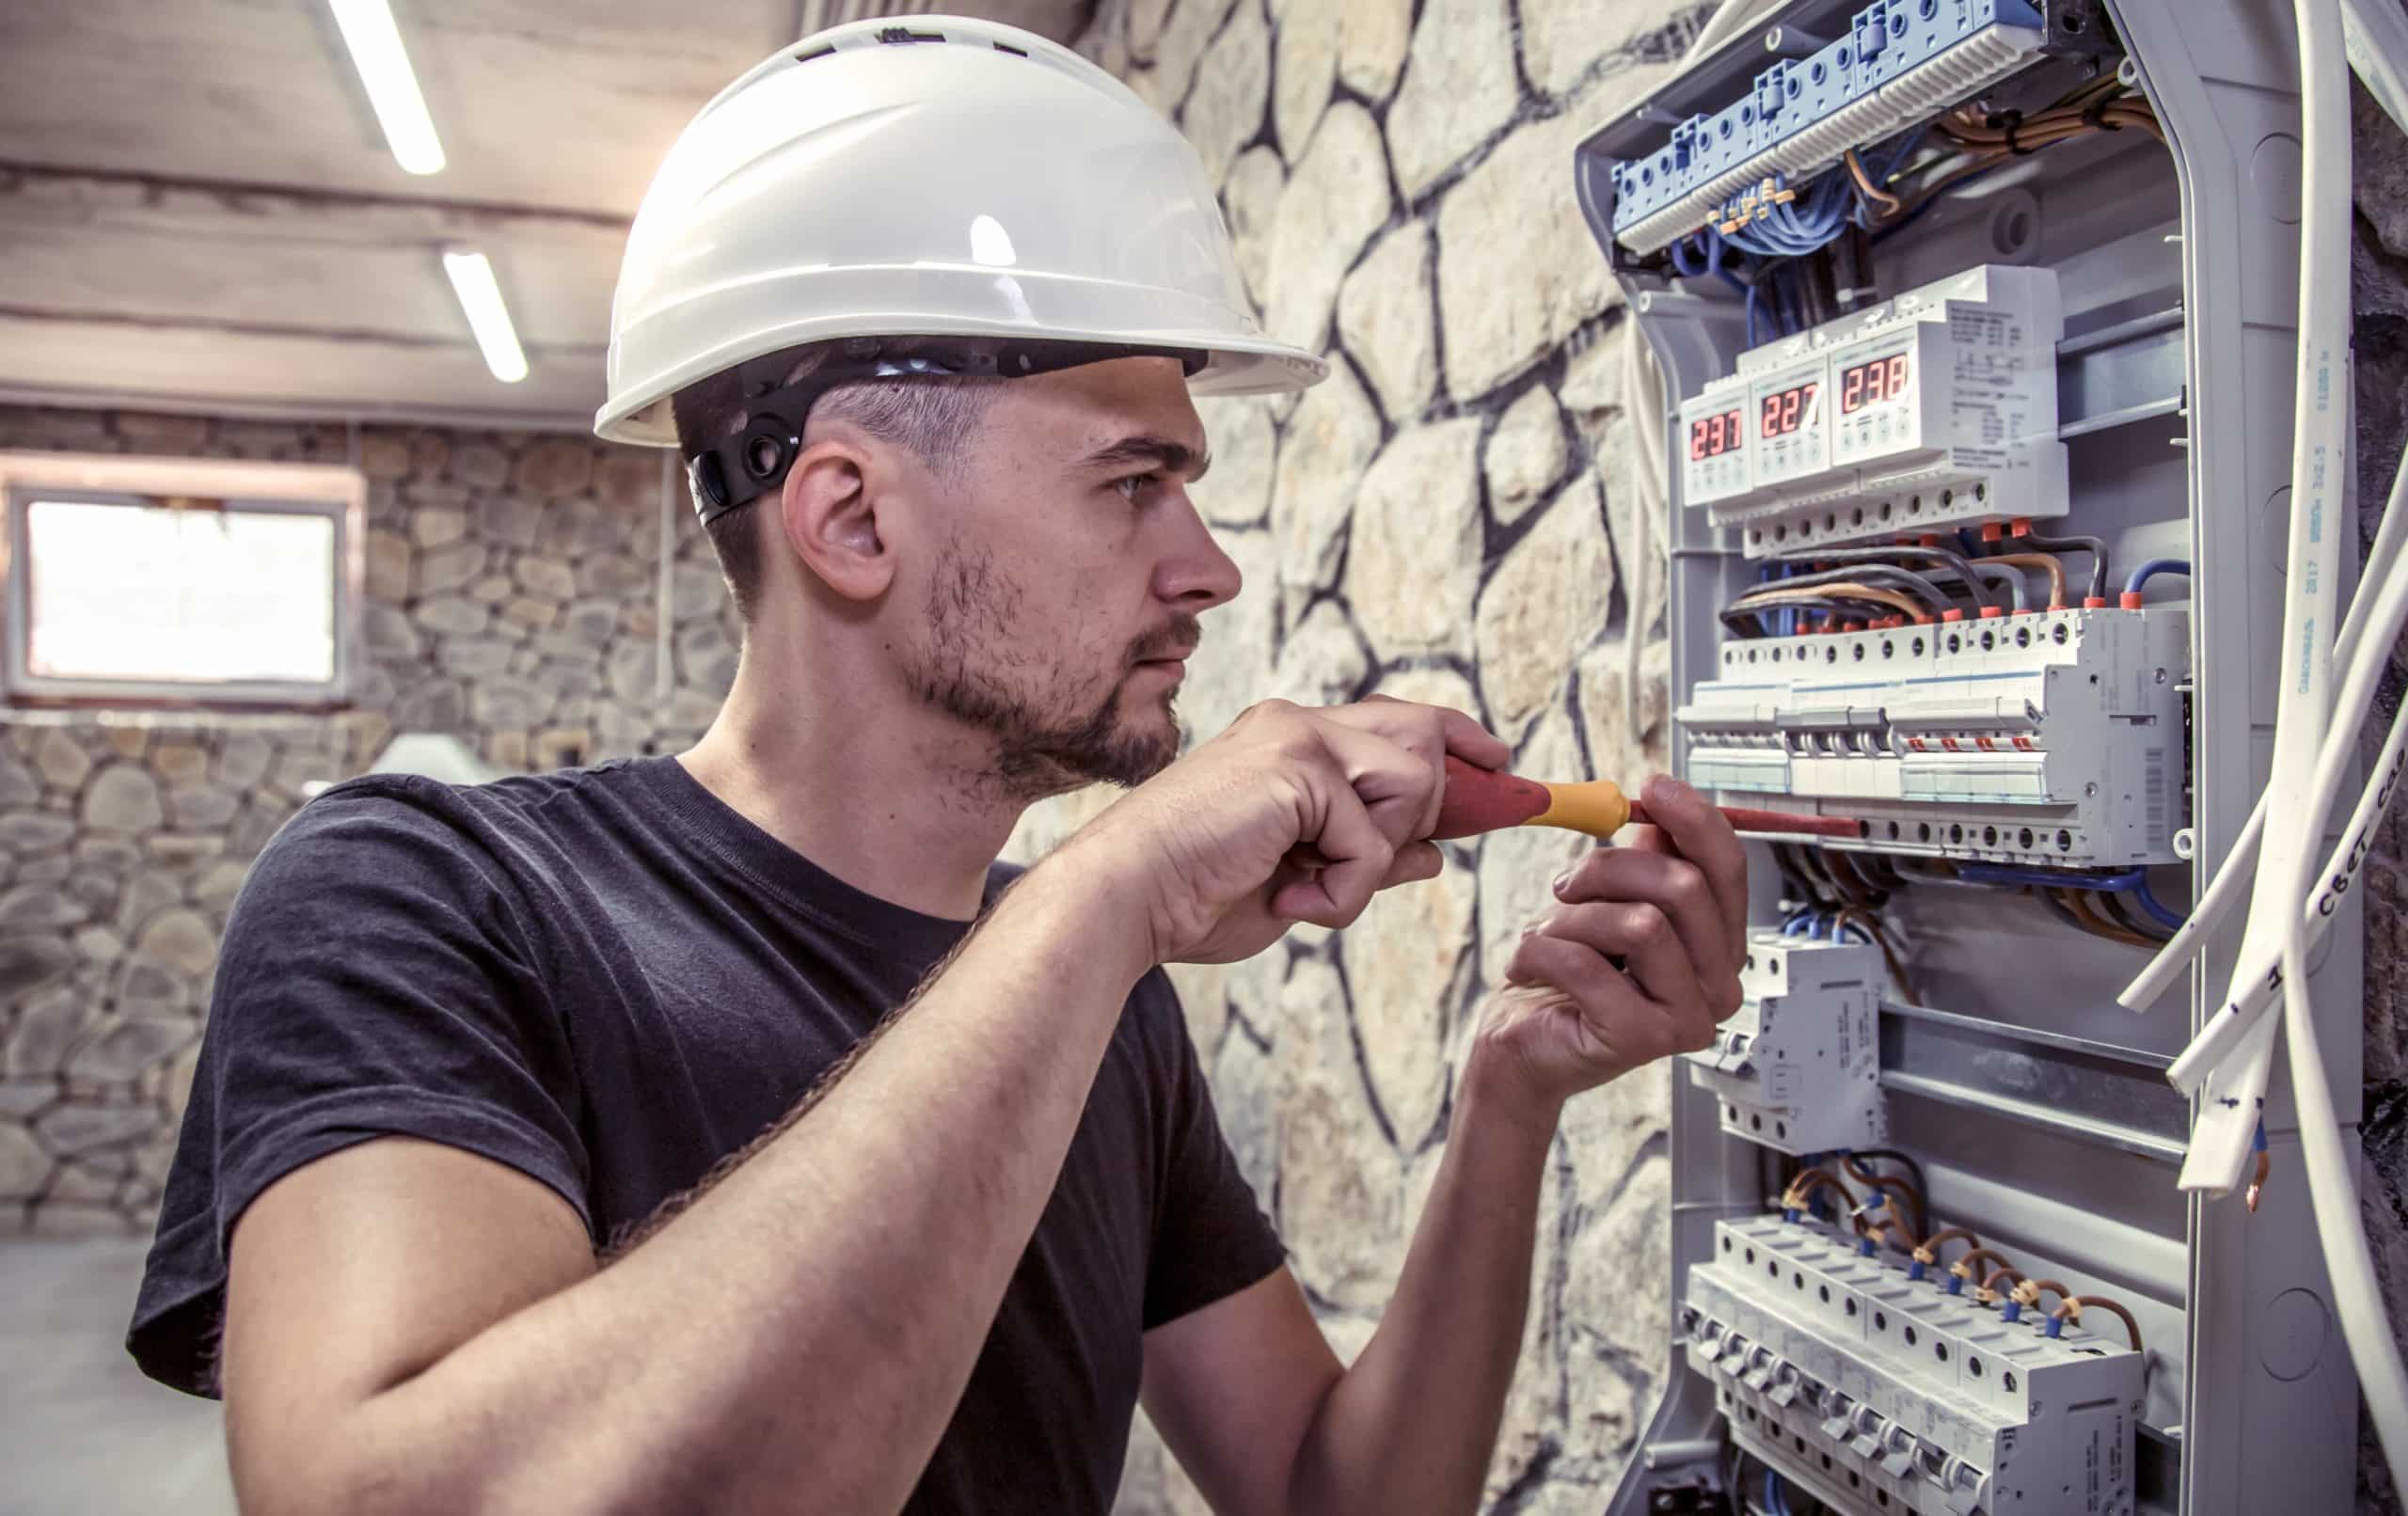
[{"x1": 1, "y1": 1237, "x2": 237, "y2": 1516}]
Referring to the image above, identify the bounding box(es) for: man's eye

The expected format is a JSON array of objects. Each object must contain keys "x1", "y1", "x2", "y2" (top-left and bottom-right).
[{"x1": 1114, "y1": 472, "x2": 1161, "y2": 503}]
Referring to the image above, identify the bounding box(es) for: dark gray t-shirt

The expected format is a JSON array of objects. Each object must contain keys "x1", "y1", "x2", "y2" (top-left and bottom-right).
[{"x1": 130, "y1": 754, "x2": 1283, "y2": 1514}]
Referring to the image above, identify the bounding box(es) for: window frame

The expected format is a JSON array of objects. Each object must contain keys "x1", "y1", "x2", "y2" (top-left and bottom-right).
[{"x1": 1, "y1": 450, "x2": 367, "y2": 710}]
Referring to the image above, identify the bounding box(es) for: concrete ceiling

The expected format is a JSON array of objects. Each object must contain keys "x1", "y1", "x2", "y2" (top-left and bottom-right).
[{"x1": 0, "y1": 0, "x2": 1093, "y2": 431}]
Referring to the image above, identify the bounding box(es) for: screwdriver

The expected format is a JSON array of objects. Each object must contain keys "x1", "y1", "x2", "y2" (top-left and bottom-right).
[{"x1": 1431, "y1": 755, "x2": 1864, "y2": 842}]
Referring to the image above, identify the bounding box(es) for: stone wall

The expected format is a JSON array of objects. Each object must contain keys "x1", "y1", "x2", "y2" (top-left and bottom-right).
[
  {"x1": 1005, "y1": 3, "x2": 2408, "y2": 1513},
  {"x1": 1000, "y1": 2, "x2": 1708, "y2": 1509},
  {"x1": 0, "y1": 405, "x2": 738, "y2": 1237}
]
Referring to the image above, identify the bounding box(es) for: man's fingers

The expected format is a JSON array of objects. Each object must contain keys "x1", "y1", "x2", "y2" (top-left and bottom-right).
[
  {"x1": 1319, "y1": 703, "x2": 1502, "y2": 837},
  {"x1": 1311, "y1": 716, "x2": 1444, "y2": 851},
  {"x1": 1502, "y1": 934, "x2": 1697, "y2": 1063},
  {"x1": 1622, "y1": 775, "x2": 1749, "y2": 956},
  {"x1": 1270, "y1": 772, "x2": 1394, "y2": 927},
  {"x1": 1551, "y1": 847, "x2": 1741, "y2": 1017},
  {"x1": 1379, "y1": 841, "x2": 1446, "y2": 891},
  {"x1": 1532, "y1": 900, "x2": 1709, "y2": 1026}
]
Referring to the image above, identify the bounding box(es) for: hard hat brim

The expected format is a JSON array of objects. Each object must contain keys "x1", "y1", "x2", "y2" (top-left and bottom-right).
[{"x1": 597, "y1": 310, "x2": 1325, "y2": 447}]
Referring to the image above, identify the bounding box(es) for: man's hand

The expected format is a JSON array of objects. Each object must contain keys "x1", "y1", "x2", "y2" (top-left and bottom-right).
[
  {"x1": 1469, "y1": 773, "x2": 1750, "y2": 1114},
  {"x1": 1055, "y1": 697, "x2": 1510, "y2": 965}
]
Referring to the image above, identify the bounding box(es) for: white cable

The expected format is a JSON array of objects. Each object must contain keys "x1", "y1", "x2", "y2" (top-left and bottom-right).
[
  {"x1": 2346, "y1": 0, "x2": 2408, "y2": 135},
  {"x1": 1692, "y1": 0, "x2": 1784, "y2": 55},
  {"x1": 2122, "y1": 463, "x2": 2408, "y2": 1012},
  {"x1": 2265, "y1": 0, "x2": 2408, "y2": 1465},
  {"x1": 2164, "y1": 559, "x2": 2408, "y2": 1087},
  {"x1": 2178, "y1": 0, "x2": 2352, "y2": 1198},
  {"x1": 2284, "y1": 891, "x2": 2408, "y2": 1475}
]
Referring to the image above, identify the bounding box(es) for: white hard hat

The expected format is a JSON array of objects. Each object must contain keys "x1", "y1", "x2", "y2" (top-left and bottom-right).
[{"x1": 594, "y1": 14, "x2": 1327, "y2": 454}]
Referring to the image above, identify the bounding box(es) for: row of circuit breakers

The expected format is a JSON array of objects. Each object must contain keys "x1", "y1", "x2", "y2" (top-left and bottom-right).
[
  {"x1": 1683, "y1": 936, "x2": 2147, "y2": 1516},
  {"x1": 1677, "y1": 263, "x2": 2184, "y2": 871}
]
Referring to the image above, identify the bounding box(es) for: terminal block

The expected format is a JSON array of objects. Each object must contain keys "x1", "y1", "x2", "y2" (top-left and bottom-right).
[
  {"x1": 1687, "y1": 934, "x2": 1886, "y2": 1155},
  {"x1": 1677, "y1": 264, "x2": 2066, "y2": 556},
  {"x1": 1680, "y1": 605, "x2": 2188, "y2": 865},
  {"x1": 1686, "y1": 1215, "x2": 2143, "y2": 1515},
  {"x1": 1610, "y1": 0, "x2": 2050, "y2": 256}
]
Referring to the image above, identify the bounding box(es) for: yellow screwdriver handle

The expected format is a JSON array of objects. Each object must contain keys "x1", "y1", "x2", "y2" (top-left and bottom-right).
[{"x1": 1529, "y1": 779, "x2": 1632, "y2": 840}]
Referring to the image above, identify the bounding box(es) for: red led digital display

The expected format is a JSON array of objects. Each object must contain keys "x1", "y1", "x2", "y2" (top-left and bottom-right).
[
  {"x1": 1840, "y1": 352, "x2": 1912, "y2": 414},
  {"x1": 1687, "y1": 408, "x2": 1744, "y2": 462},
  {"x1": 1758, "y1": 382, "x2": 1818, "y2": 439}
]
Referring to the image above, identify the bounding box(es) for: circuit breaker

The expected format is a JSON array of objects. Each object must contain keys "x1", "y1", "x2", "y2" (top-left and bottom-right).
[
  {"x1": 1679, "y1": 606, "x2": 2187, "y2": 865},
  {"x1": 1575, "y1": 1, "x2": 2365, "y2": 1513},
  {"x1": 1690, "y1": 1215, "x2": 2144, "y2": 1516},
  {"x1": 1688, "y1": 935, "x2": 1887, "y2": 1154}
]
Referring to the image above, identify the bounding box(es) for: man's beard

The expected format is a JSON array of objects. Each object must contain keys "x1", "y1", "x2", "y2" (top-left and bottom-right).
[{"x1": 905, "y1": 541, "x2": 1197, "y2": 800}]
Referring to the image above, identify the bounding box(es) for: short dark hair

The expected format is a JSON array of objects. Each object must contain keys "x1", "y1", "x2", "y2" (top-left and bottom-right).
[{"x1": 672, "y1": 339, "x2": 999, "y2": 621}]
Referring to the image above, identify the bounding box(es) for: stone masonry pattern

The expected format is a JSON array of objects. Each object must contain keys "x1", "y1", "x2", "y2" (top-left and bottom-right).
[
  {"x1": 0, "y1": 3, "x2": 2403, "y2": 1512},
  {"x1": 0, "y1": 406, "x2": 740, "y2": 1240}
]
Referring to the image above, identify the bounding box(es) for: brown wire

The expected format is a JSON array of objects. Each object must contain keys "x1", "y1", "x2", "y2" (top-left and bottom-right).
[
  {"x1": 1823, "y1": 851, "x2": 1887, "y2": 906},
  {"x1": 1956, "y1": 1247, "x2": 2017, "y2": 1284},
  {"x1": 1731, "y1": 583, "x2": 1928, "y2": 624},
  {"x1": 1890, "y1": 94, "x2": 2166, "y2": 223},
  {"x1": 1840, "y1": 1158, "x2": 1929, "y2": 1240},
  {"x1": 1845, "y1": 147, "x2": 1901, "y2": 214},
  {"x1": 1865, "y1": 1210, "x2": 1923, "y2": 1255},
  {"x1": 1978, "y1": 1265, "x2": 2027, "y2": 1299},
  {"x1": 2054, "y1": 1294, "x2": 2145, "y2": 1353},
  {"x1": 1785, "y1": 1166, "x2": 1858, "y2": 1219},
  {"x1": 2022, "y1": 1277, "x2": 2076, "y2": 1310},
  {"x1": 1919, "y1": 1225, "x2": 1981, "y2": 1263},
  {"x1": 1981, "y1": 551, "x2": 2068, "y2": 608},
  {"x1": 2058, "y1": 889, "x2": 2160, "y2": 948}
]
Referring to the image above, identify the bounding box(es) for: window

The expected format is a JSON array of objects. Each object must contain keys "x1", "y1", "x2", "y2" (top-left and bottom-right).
[{"x1": 3, "y1": 452, "x2": 365, "y2": 707}]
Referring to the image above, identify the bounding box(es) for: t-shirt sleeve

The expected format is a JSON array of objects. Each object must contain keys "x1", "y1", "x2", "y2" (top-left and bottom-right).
[
  {"x1": 1140, "y1": 971, "x2": 1287, "y2": 1331},
  {"x1": 128, "y1": 780, "x2": 590, "y2": 1396}
]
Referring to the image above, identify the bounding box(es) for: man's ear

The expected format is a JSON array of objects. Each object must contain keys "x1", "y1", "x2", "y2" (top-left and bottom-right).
[{"x1": 776, "y1": 439, "x2": 894, "y2": 603}]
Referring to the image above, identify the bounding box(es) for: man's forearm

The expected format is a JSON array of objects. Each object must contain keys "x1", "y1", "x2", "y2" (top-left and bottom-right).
[
  {"x1": 331, "y1": 860, "x2": 1152, "y2": 1516},
  {"x1": 1285, "y1": 1051, "x2": 1564, "y2": 1516}
]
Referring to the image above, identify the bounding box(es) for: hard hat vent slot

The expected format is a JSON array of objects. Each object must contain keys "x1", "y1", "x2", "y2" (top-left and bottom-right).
[{"x1": 878, "y1": 27, "x2": 946, "y2": 44}]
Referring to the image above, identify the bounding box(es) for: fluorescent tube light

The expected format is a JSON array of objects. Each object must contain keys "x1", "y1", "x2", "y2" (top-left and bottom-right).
[
  {"x1": 328, "y1": 0, "x2": 447, "y2": 175},
  {"x1": 442, "y1": 250, "x2": 530, "y2": 384}
]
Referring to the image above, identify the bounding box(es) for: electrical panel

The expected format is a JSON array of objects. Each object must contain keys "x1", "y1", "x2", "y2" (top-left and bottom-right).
[
  {"x1": 1688, "y1": 1215, "x2": 2145, "y2": 1516},
  {"x1": 1576, "y1": 3, "x2": 2365, "y2": 1514},
  {"x1": 1610, "y1": 1, "x2": 2049, "y2": 256},
  {"x1": 1676, "y1": 265, "x2": 2067, "y2": 555},
  {"x1": 1678, "y1": 606, "x2": 2187, "y2": 865},
  {"x1": 1688, "y1": 935, "x2": 1887, "y2": 1154}
]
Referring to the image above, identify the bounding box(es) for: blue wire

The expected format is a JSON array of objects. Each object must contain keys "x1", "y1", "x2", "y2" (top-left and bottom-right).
[
  {"x1": 1955, "y1": 863, "x2": 2147, "y2": 892},
  {"x1": 2133, "y1": 876, "x2": 2188, "y2": 932},
  {"x1": 1766, "y1": 1468, "x2": 1792, "y2": 1516},
  {"x1": 2124, "y1": 558, "x2": 2193, "y2": 597},
  {"x1": 1745, "y1": 277, "x2": 1766, "y2": 347}
]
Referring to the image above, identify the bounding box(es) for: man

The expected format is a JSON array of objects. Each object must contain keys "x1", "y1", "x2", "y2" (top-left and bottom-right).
[{"x1": 131, "y1": 18, "x2": 1745, "y2": 1514}]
